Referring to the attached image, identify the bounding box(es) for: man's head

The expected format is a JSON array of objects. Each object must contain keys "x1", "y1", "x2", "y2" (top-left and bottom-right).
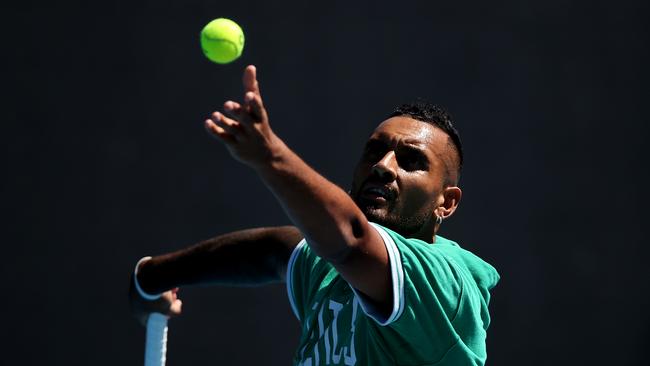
[{"x1": 350, "y1": 101, "x2": 463, "y2": 242}]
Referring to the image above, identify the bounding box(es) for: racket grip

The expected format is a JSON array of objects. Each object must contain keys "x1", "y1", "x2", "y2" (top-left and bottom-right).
[{"x1": 145, "y1": 313, "x2": 168, "y2": 366}]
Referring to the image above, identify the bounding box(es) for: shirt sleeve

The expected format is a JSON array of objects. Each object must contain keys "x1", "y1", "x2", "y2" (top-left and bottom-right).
[
  {"x1": 353, "y1": 223, "x2": 479, "y2": 364},
  {"x1": 286, "y1": 238, "x2": 333, "y2": 321},
  {"x1": 286, "y1": 239, "x2": 307, "y2": 320},
  {"x1": 347, "y1": 222, "x2": 406, "y2": 325}
]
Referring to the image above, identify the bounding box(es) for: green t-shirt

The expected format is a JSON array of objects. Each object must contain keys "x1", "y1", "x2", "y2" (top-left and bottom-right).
[{"x1": 286, "y1": 223, "x2": 500, "y2": 366}]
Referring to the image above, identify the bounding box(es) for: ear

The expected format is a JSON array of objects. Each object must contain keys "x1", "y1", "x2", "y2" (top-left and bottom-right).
[{"x1": 435, "y1": 186, "x2": 462, "y2": 220}]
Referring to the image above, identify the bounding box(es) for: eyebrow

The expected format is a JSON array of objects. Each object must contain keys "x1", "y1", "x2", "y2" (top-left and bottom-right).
[
  {"x1": 366, "y1": 136, "x2": 428, "y2": 152},
  {"x1": 364, "y1": 137, "x2": 431, "y2": 163},
  {"x1": 398, "y1": 144, "x2": 428, "y2": 156}
]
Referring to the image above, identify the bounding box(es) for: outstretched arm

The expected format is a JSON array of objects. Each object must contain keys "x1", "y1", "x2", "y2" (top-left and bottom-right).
[
  {"x1": 138, "y1": 226, "x2": 302, "y2": 290},
  {"x1": 205, "y1": 65, "x2": 392, "y2": 316},
  {"x1": 130, "y1": 225, "x2": 302, "y2": 324}
]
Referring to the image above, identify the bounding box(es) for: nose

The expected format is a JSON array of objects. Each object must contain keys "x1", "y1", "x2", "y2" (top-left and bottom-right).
[{"x1": 371, "y1": 151, "x2": 398, "y2": 182}]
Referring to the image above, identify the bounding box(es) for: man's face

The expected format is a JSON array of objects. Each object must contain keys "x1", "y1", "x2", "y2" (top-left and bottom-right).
[{"x1": 350, "y1": 116, "x2": 454, "y2": 238}]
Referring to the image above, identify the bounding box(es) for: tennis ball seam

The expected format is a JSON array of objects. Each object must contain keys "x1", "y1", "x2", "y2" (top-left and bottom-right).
[
  {"x1": 201, "y1": 36, "x2": 242, "y2": 63},
  {"x1": 203, "y1": 37, "x2": 240, "y2": 52}
]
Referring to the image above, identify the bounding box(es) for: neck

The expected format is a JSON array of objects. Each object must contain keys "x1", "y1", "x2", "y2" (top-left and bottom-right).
[{"x1": 410, "y1": 221, "x2": 437, "y2": 243}]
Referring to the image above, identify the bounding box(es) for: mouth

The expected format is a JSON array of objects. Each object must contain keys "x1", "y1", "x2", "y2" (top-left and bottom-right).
[{"x1": 359, "y1": 184, "x2": 396, "y2": 203}]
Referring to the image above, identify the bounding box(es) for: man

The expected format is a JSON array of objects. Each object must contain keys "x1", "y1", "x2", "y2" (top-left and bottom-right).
[{"x1": 130, "y1": 65, "x2": 499, "y2": 365}]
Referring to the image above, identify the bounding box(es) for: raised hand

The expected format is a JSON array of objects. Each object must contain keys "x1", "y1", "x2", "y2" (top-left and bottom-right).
[{"x1": 204, "y1": 65, "x2": 282, "y2": 168}]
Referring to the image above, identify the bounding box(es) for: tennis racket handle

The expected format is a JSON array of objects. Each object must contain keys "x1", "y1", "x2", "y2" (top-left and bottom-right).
[{"x1": 145, "y1": 313, "x2": 168, "y2": 366}]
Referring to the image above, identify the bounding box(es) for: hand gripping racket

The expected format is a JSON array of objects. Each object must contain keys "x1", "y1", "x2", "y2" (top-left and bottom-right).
[{"x1": 145, "y1": 313, "x2": 168, "y2": 366}]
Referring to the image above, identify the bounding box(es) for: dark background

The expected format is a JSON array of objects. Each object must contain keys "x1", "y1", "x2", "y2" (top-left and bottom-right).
[{"x1": 4, "y1": 0, "x2": 649, "y2": 364}]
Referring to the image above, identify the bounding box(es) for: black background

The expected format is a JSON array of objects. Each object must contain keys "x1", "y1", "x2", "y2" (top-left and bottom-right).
[{"x1": 4, "y1": 0, "x2": 649, "y2": 365}]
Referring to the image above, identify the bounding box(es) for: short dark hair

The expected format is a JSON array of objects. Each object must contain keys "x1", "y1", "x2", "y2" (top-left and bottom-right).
[{"x1": 389, "y1": 101, "x2": 463, "y2": 184}]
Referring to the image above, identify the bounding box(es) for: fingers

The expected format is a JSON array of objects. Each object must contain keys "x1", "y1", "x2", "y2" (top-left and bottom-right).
[
  {"x1": 161, "y1": 288, "x2": 182, "y2": 317},
  {"x1": 223, "y1": 100, "x2": 242, "y2": 117},
  {"x1": 242, "y1": 65, "x2": 261, "y2": 96},
  {"x1": 242, "y1": 66, "x2": 266, "y2": 121},
  {"x1": 205, "y1": 111, "x2": 241, "y2": 140},
  {"x1": 211, "y1": 93, "x2": 265, "y2": 129},
  {"x1": 205, "y1": 119, "x2": 236, "y2": 143},
  {"x1": 169, "y1": 299, "x2": 183, "y2": 316},
  {"x1": 212, "y1": 112, "x2": 240, "y2": 133},
  {"x1": 244, "y1": 91, "x2": 267, "y2": 121},
  {"x1": 205, "y1": 65, "x2": 268, "y2": 145}
]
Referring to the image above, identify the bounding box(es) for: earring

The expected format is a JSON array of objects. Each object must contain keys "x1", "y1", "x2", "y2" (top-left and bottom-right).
[{"x1": 435, "y1": 215, "x2": 443, "y2": 225}]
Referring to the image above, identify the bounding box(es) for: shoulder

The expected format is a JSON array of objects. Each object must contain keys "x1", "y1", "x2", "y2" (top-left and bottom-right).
[{"x1": 374, "y1": 224, "x2": 463, "y2": 275}]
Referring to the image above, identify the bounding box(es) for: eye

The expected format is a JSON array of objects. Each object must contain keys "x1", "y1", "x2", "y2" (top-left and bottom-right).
[
  {"x1": 397, "y1": 149, "x2": 428, "y2": 171},
  {"x1": 362, "y1": 141, "x2": 386, "y2": 162}
]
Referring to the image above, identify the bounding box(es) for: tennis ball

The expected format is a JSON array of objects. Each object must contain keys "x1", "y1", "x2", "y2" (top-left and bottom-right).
[{"x1": 200, "y1": 18, "x2": 245, "y2": 64}]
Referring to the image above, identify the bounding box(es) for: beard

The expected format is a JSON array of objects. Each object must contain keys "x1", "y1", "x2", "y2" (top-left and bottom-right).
[{"x1": 357, "y1": 200, "x2": 431, "y2": 237}]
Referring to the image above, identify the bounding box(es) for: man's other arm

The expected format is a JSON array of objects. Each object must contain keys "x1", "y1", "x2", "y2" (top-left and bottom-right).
[{"x1": 130, "y1": 225, "x2": 302, "y2": 324}]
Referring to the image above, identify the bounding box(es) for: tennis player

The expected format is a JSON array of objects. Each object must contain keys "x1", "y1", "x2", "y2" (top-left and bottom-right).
[{"x1": 130, "y1": 65, "x2": 499, "y2": 365}]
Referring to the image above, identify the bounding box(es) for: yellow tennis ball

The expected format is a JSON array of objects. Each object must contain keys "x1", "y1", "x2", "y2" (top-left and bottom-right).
[{"x1": 200, "y1": 18, "x2": 245, "y2": 64}]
